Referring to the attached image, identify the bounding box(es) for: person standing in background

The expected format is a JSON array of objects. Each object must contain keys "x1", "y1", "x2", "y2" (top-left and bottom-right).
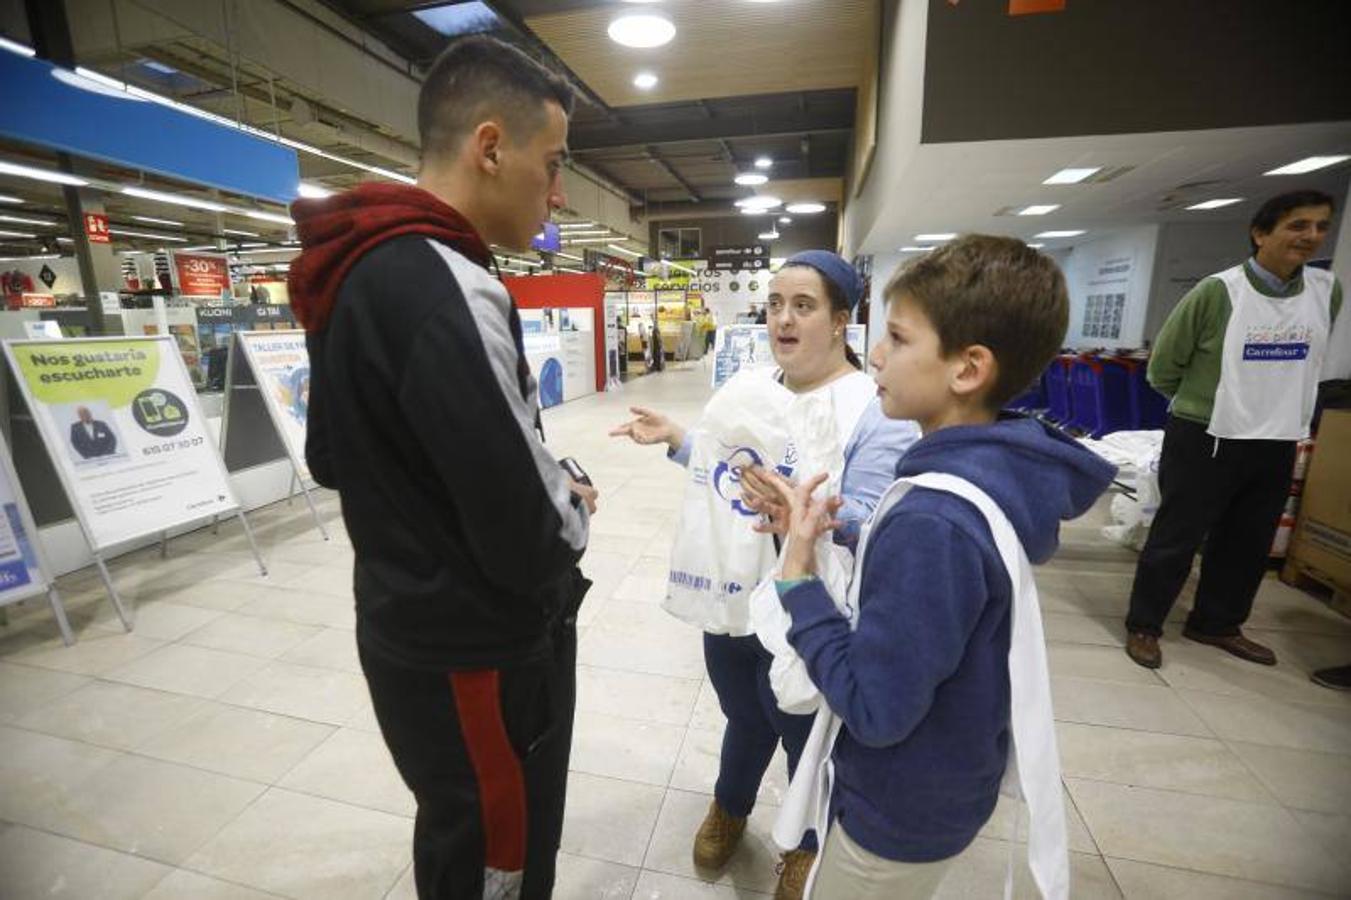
[{"x1": 1125, "y1": 190, "x2": 1342, "y2": 670}]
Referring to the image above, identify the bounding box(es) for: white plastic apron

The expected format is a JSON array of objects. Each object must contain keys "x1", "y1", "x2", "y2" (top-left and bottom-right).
[
  {"x1": 664, "y1": 370, "x2": 876, "y2": 636},
  {"x1": 1208, "y1": 264, "x2": 1333, "y2": 441},
  {"x1": 775, "y1": 473, "x2": 1070, "y2": 900}
]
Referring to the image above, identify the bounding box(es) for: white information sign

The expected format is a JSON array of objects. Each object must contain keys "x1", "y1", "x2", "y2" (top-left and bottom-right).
[
  {"x1": 4, "y1": 336, "x2": 238, "y2": 549},
  {"x1": 711, "y1": 325, "x2": 867, "y2": 388},
  {"x1": 237, "y1": 330, "x2": 311, "y2": 480},
  {"x1": 0, "y1": 442, "x2": 42, "y2": 599}
]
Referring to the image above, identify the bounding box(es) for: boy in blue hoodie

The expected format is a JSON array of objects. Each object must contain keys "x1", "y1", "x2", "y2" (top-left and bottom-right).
[{"x1": 765, "y1": 235, "x2": 1116, "y2": 897}]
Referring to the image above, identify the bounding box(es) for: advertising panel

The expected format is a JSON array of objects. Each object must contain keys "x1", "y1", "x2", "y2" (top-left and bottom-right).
[
  {"x1": 4, "y1": 337, "x2": 237, "y2": 548},
  {"x1": 170, "y1": 252, "x2": 231, "y2": 298},
  {"x1": 237, "y1": 330, "x2": 310, "y2": 479}
]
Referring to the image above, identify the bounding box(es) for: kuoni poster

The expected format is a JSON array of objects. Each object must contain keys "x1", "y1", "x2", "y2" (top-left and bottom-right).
[
  {"x1": 4, "y1": 337, "x2": 236, "y2": 548},
  {"x1": 237, "y1": 330, "x2": 310, "y2": 478}
]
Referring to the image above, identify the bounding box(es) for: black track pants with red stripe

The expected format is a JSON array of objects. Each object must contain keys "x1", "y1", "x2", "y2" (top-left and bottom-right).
[{"x1": 359, "y1": 622, "x2": 576, "y2": 899}]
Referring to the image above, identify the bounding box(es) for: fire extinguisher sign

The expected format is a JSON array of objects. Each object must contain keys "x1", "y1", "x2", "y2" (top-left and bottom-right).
[{"x1": 84, "y1": 213, "x2": 111, "y2": 244}]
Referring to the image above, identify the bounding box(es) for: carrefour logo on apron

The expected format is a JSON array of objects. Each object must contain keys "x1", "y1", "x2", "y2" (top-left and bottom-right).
[{"x1": 1242, "y1": 323, "x2": 1313, "y2": 361}]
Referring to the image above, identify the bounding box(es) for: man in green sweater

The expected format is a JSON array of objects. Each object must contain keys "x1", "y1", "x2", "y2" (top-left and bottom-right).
[{"x1": 1126, "y1": 189, "x2": 1343, "y2": 670}]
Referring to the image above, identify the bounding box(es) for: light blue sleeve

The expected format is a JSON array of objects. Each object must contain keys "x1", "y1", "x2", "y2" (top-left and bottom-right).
[
  {"x1": 667, "y1": 431, "x2": 695, "y2": 468},
  {"x1": 835, "y1": 401, "x2": 921, "y2": 547}
]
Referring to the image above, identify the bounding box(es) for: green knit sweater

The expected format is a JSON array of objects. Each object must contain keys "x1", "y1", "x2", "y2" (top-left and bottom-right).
[{"x1": 1148, "y1": 261, "x2": 1343, "y2": 426}]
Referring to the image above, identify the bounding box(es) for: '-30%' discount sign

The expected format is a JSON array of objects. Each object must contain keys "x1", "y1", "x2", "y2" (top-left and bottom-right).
[{"x1": 4, "y1": 337, "x2": 237, "y2": 549}]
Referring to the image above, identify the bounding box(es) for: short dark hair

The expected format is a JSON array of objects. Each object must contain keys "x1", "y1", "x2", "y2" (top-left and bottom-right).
[
  {"x1": 886, "y1": 235, "x2": 1068, "y2": 408},
  {"x1": 1250, "y1": 189, "x2": 1336, "y2": 253},
  {"x1": 418, "y1": 35, "x2": 575, "y2": 165}
]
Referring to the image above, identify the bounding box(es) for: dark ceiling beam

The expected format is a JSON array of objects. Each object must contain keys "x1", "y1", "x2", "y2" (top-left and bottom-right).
[
  {"x1": 569, "y1": 108, "x2": 854, "y2": 152},
  {"x1": 646, "y1": 146, "x2": 701, "y2": 203}
]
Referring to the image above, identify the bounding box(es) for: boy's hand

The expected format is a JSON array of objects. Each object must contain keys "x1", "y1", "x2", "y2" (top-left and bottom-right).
[
  {"x1": 760, "y1": 471, "x2": 843, "y2": 579},
  {"x1": 741, "y1": 465, "x2": 789, "y2": 535}
]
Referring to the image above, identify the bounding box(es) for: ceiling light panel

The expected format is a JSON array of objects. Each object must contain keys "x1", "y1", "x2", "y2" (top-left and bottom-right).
[
  {"x1": 1034, "y1": 229, "x2": 1086, "y2": 238},
  {"x1": 1042, "y1": 167, "x2": 1102, "y2": 185},
  {"x1": 1185, "y1": 198, "x2": 1244, "y2": 210},
  {"x1": 1017, "y1": 204, "x2": 1061, "y2": 216},
  {"x1": 1264, "y1": 155, "x2": 1350, "y2": 175},
  {"x1": 0, "y1": 160, "x2": 88, "y2": 186},
  {"x1": 784, "y1": 202, "x2": 826, "y2": 214}
]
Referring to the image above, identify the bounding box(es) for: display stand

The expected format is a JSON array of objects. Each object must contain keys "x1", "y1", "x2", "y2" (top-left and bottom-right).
[
  {"x1": 221, "y1": 330, "x2": 328, "y2": 540},
  {"x1": 0, "y1": 427, "x2": 72, "y2": 645},
  {"x1": 2, "y1": 336, "x2": 267, "y2": 631}
]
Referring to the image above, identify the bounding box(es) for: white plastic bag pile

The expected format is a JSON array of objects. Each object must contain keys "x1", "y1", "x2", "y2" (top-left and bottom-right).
[{"x1": 1079, "y1": 430, "x2": 1163, "y2": 551}]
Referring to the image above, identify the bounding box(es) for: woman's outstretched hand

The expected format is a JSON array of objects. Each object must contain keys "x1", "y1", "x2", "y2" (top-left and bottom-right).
[
  {"x1": 608, "y1": 406, "x2": 685, "y2": 452},
  {"x1": 758, "y1": 470, "x2": 842, "y2": 579}
]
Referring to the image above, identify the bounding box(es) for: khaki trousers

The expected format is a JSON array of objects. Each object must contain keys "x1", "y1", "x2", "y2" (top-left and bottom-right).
[{"x1": 810, "y1": 822, "x2": 954, "y2": 900}]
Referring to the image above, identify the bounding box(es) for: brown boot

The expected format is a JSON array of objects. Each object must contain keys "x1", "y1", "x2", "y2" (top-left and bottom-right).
[
  {"x1": 692, "y1": 800, "x2": 746, "y2": 870},
  {"x1": 1126, "y1": 631, "x2": 1161, "y2": 669},
  {"x1": 775, "y1": 849, "x2": 816, "y2": 900}
]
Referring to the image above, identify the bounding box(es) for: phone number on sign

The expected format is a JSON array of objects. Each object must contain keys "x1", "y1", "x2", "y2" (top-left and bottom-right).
[{"x1": 141, "y1": 436, "x2": 204, "y2": 456}]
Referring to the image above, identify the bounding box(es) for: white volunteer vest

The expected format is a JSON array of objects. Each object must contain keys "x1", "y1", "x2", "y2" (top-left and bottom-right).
[
  {"x1": 1208, "y1": 264, "x2": 1334, "y2": 441},
  {"x1": 775, "y1": 473, "x2": 1069, "y2": 900}
]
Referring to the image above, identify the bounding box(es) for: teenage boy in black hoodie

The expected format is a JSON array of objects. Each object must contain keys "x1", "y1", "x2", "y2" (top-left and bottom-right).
[
  {"x1": 287, "y1": 36, "x2": 595, "y2": 900},
  {"x1": 765, "y1": 236, "x2": 1115, "y2": 897}
]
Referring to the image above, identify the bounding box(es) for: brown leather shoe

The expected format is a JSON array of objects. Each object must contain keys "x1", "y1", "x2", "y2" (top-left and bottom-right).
[
  {"x1": 1126, "y1": 631, "x2": 1161, "y2": 669},
  {"x1": 1182, "y1": 627, "x2": 1277, "y2": 666},
  {"x1": 775, "y1": 849, "x2": 816, "y2": 900},
  {"x1": 692, "y1": 800, "x2": 746, "y2": 870}
]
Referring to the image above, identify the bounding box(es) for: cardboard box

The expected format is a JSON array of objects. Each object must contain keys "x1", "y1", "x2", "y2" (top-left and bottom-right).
[{"x1": 1288, "y1": 409, "x2": 1351, "y2": 593}]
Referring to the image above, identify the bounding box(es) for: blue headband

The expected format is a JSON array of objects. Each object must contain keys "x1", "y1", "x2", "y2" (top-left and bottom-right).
[{"x1": 782, "y1": 250, "x2": 865, "y2": 310}]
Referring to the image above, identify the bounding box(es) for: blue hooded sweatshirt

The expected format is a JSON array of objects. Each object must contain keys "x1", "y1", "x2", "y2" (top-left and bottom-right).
[{"x1": 778, "y1": 416, "x2": 1117, "y2": 863}]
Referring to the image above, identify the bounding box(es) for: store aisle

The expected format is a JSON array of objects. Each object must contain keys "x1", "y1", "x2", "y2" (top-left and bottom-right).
[{"x1": 0, "y1": 362, "x2": 1348, "y2": 899}]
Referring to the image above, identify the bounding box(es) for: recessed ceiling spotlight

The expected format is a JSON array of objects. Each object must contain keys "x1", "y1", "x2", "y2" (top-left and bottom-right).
[
  {"x1": 1185, "y1": 198, "x2": 1244, "y2": 210},
  {"x1": 785, "y1": 202, "x2": 826, "y2": 214},
  {"x1": 297, "y1": 182, "x2": 333, "y2": 199},
  {"x1": 1264, "y1": 155, "x2": 1350, "y2": 176},
  {"x1": 608, "y1": 13, "x2": 676, "y2": 48},
  {"x1": 633, "y1": 72, "x2": 659, "y2": 90},
  {"x1": 758, "y1": 230, "x2": 780, "y2": 240},
  {"x1": 734, "y1": 195, "x2": 783, "y2": 210},
  {"x1": 1027, "y1": 243, "x2": 1045, "y2": 249},
  {"x1": 734, "y1": 173, "x2": 768, "y2": 186},
  {"x1": 778, "y1": 216, "x2": 791, "y2": 224},
  {"x1": 1042, "y1": 167, "x2": 1101, "y2": 185},
  {"x1": 914, "y1": 232, "x2": 956, "y2": 241},
  {"x1": 1034, "y1": 230, "x2": 1086, "y2": 238},
  {"x1": 754, "y1": 156, "x2": 773, "y2": 169},
  {"x1": 739, "y1": 207, "x2": 774, "y2": 216},
  {"x1": 1017, "y1": 204, "x2": 1061, "y2": 216}
]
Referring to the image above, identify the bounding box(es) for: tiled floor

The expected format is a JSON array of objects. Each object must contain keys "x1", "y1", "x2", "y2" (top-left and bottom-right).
[{"x1": 1, "y1": 362, "x2": 1349, "y2": 899}]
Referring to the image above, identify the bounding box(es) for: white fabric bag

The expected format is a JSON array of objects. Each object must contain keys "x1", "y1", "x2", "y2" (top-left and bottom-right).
[
  {"x1": 664, "y1": 369, "x2": 793, "y2": 635},
  {"x1": 774, "y1": 473, "x2": 1070, "y2": 900}
]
